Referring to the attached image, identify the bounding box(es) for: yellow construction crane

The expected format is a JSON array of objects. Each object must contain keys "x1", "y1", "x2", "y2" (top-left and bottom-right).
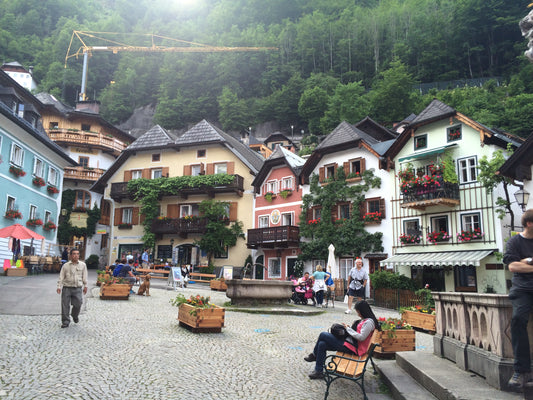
[{"x1": 65, "y1": 30, "x2": 277, "y2": 101}]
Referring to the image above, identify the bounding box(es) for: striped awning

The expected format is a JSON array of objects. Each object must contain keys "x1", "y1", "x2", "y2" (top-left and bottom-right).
[
  {"x1": 380, "y1": 250, "x2": 494, "y2": 268},
  {"x1": 398, "y1": 144, "x2": 457, "y2": 163}
]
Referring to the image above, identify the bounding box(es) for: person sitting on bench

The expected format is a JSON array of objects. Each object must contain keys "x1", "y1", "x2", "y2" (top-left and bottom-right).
[
  {"x1": 119, "y1": 259, "x2": 139, "y2": 292},
  {"x1": 304, "y1": 300, "x2": 380, "y2": 380}
]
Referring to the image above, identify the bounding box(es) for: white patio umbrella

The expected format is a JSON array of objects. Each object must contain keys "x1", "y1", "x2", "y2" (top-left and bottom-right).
[{"x1": 327, "y1": 243, "x2": 337, "y2": 279}]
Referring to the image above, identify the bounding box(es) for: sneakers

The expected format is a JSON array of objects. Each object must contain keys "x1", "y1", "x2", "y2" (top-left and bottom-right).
[
  {"x1": 344, "y1": 309, "x2": 352, "y2": 314},
  {"x1": 304, "y1": 353, "x2": 316, "y2": 362},
  {"x1": 508, "y1": 372, "x2": 533, "y2": 389},
  {"x1": 308, "y1": 370, "x2": 324, "y2": 380},
  {"x1": 72, "y1": 315, "x2": 79, "y2": 324},
  {"x1": 61, "y1": 323, "x2": 69, "y2": 328}
]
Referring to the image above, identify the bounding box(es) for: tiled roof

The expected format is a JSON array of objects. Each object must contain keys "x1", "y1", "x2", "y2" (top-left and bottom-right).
[
  {"x1": 176, "y1": 120, "x2": 264, "y2": 173},
  {"x1": 35, "y1": 92, "x2": 73, "y2": 114},
  {"x1": 269, "y1": 145, "x2": 305, "y2": 170},
  {"x1": 371, "y1": 139, "x2": 396, "y2": 156},
  {"x1": 127, "y1": 125, "x2": 174, "y2": 150},
  {"x1": 316, "y1": 121, "x2": 377, "y2": 150},
  {"x1": 410, "y1": 99, "x2": 455, "y2": 126}
]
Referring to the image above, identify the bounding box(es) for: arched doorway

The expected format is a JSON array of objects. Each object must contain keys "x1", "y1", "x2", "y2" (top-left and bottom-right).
[{"x1": 255, "y1": 255, "x2": 264, "y2": 279}]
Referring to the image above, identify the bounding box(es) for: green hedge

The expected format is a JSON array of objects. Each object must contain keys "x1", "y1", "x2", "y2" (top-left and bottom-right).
[{"x1": 369, "y1": 271, "x2": 417, "y2": 291}]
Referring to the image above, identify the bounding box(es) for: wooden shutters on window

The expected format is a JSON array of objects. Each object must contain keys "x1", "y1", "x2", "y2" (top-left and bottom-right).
[
  {"x1": 167, "y1": 204, "x2": 179, "y2": 218},
  {"x1": 124, "y1": 170, "x2": 132, "y2": 182},
  {"x1": 183, "y1": 165, "x2": 191, "y2": 176},
  {"x1": 227, "y1": 162, "x2": 234, "y2": 175},
  {"x1": 114, "y1": 207, "x2": 141, "y2": 225},
  {"x1": 319, "y1": 167, "x2": 325, "y2": 183},
  {"x1": 142, "y1": 169, "x2": 151, "y2": 179},
  {"x1": 114, "y1": 209, "x2": 121, "y2": 226},
  {"x1": 229, "y1": 202, "x2": 238, "y2": 221}
]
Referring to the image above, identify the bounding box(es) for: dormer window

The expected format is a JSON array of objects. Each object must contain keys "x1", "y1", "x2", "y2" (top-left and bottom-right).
[
  {"x1": 414, "y1": 134, "x2": 427, "y2": 150},
  {"x1": 447, "y1": 125, "x2": 462, "y2": 142}
]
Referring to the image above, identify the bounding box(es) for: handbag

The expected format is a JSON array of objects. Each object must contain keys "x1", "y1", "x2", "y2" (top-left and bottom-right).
[{"x1": 330, "y1": 323, "x2": 348, "y2": 341}]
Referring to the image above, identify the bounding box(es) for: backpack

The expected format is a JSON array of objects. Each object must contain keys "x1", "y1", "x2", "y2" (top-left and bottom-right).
[{"x1": 112, "y1": 264, "x2": 123, "y2": 277}]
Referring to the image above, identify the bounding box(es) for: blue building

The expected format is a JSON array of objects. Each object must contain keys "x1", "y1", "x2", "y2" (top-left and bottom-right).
[{"x1": 0, "y1": 70, "x2": 76, "y2": 265}]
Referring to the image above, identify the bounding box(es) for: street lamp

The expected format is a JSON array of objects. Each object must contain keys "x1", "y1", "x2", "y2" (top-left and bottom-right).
[{"x1": 514, "y1": 187, "x2": 530, "y2": 211}]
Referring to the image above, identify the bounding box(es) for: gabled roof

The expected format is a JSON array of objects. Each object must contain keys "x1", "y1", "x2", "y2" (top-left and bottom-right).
[
  {"x1": 498, "y1": 132, "x2": 533, "y2": 181},
  {"x1": 354, "y1": 116, "x2": 398, "y2": 141},
  {"x1": 127, "y1": 125, "x2": 174, "y2": 150},
  {"x1": 316, "y1": 121, "x2": 378, "y2": 150},
  {"x1": 264, "y1": 132, "x2": 292, "y2": 144},
  {"x1": 252, "y1": 145, "x2": 305, "y2": 190},
  {"x1": 176, "y1": 120, "x2": 264, "y2": 173},
  {"x1": 409, "y1": 99, "x2": 455, "y2": 126}
]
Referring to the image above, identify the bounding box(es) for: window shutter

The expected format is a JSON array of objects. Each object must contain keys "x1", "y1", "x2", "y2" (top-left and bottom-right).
[
  {"x1": 124, "y1": 170, "x2": 132, "y2": 182},
  {"x1": 140, "y1": 213, "x2": 145, "y2": 224},
  {"x1": 200, "y1": 163, "x2": 205, "y2": 175},
  {"x1": 343, "y1": 162, "x2": 349, "y2": 176},
  {"x1": 334, "y1": 163, "x2": 339, "y2": 178},
  {"x1": 132, "y1": 207, "x2": 140, "y2": 225},
  {"x1": 167, "y1": 204, "x2": 179, "y2": 218},
  {"x1": 162, "y1": 167, "x2": 169, "y2": 177},
  {"x1": 361, "y1": 158, "x2": 366, "y2": 173},
  {"x1": 227, "y1": 161, "x2": 235, "y2": 175},
  {"x1": 379, "y1": 198, "x2": 386, "y2": 219},
  {"x1": 206, "y1": 163, "x2": 214, "y2": 175},
  {"x1": 114, "y1": 208, "x2": 121, "y2": 225},
  {"x1": 229, "y1": 202, "x2": 238, "y2": 221},
  {"x1": 359, "y1": 200, "x2": 367, "y2": 220},
  {"x1": 183, "y1": 165, "x2": 191, "y2": 176},
  {"x1": 319, "y1": 167, "x2": 325, "y2": 183},
  {"x1": 306, "y1": 208, "x2": 313, "y2": 222},
  {"x1": 331, "y1": 204, "x2": 338, "y2": 221},
  {"x1": 142, "y1": 168, "x2": 150, "y2": 179}
]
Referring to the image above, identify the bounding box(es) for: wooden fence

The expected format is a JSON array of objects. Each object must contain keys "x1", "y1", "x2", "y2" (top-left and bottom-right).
[{"x1": 371, "y1": 288, "x2": 420, "y2": 310}]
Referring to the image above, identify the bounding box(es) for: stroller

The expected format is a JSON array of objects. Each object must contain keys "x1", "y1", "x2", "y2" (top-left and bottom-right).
[{"x1": 290, "y1": 277, "x2": 314, "y2": 305}]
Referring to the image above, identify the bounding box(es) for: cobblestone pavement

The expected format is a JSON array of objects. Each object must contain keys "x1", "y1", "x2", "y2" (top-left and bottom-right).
[{"x1": 0, "y1": 272, "x2": 433, "y2": 400}]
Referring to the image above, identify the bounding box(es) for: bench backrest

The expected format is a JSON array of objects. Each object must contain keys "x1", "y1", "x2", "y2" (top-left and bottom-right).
[{"x1": 329, "y1": 342, "x2": 378, "y2": 378}]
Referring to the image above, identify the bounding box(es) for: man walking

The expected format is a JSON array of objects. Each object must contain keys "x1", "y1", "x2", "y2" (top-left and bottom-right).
[
  {"x1": 504, "y1": 209, "x2": 533, "y2": 390},
  {"x1": 345, "y1": 258, "x2": 368, "y2": 314},
  {"x1": 57, "y1": 249, "x2": 88, "y2": 328}
]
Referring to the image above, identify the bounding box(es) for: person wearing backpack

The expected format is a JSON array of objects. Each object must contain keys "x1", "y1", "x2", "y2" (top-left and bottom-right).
[{"x1": 112, "y1": 259, "x2": 124, "y2": 277}]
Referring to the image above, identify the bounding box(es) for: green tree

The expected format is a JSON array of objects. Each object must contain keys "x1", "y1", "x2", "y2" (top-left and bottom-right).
[
  {"x1": 320, "y1": 81, "x2": 370, "y2": 132},
  {"x1": 194, "y1": 200, "x2": 245, "y2": 266},
  {"x1": 218, "y1": 86, "x2": 250, "y2": 131},
  {"x1": 298, "y1": 86, "x2": 328, "y2": 134}
]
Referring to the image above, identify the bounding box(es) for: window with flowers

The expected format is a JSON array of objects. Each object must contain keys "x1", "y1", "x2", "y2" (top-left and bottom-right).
[
  {"x1": 447, "y1": 125, "x2": 462, "y2": 142},
  {"x1": 414, "y1": 134, "x2": 427, "y2": 150}
]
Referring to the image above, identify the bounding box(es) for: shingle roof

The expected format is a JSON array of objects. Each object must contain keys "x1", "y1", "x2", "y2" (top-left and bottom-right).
[
  {"x1": 371, "y1": 139, "x2": 396, "y2": 156},
  {"x1": 127, "y1": 125, "x2": 174, "y2": 150},
  {"x1": 410, "y1": 99, "x2": 455, "y2": 126},
  {"x1": 316, "y1": 121, "x2": 378, "y2": 150},
  {"x1": 269, "y1": 145, "x2": 305, "y2": 170},
  {"x1": 176, "y1": 120, "x2": 264, "y2": 173}
]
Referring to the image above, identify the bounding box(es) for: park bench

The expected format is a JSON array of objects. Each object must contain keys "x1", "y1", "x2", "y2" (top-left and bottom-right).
[
  {"x1": 135, "y1": 268, "x2": 169, "y2": 279},
  {"x1": 189, "y1": 272, "x2": 216, "y2": 283},
  {"x1": 322, "y1": 343, "x2": 379, "y2": 400}
]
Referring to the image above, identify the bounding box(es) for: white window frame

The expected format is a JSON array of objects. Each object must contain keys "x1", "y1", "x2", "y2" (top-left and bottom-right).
[
  {"x1": 180, "y1": 205, "x2": 192, "y2": 217},
  {"x1": 214, "y1": 162, "x2": 227, "y2": 174},
  {"x1": 29, "y1": 204, "x2": 37, "y2": 220},
  {"x1": 44, "y1": 210, "x2": 51, "y2": 223},
  {"x1": 131, "y1": 170, "x2": 142, "y2": 180},
  {"x1": 258, "y1": 215, "x2": 269, "y2": 228},
  {"x1": 460, "y1": 212, "x2": 482, "y2": 232},
  {"x1": 268, "y1": 257, "x2": 282, "y2": 278},
  {"x1": 75, "y1": 190, "x2": 91, "y2": 209},
  {"x1": 281, "y1": 212, "x2": 293, "y2": 226},
  {"x1": 430, "y1": 214, "x2": 450, "y2": 233},
  {"x1": 281, "y1": 176, "x2": 293, "y2": 190},
  {"x1": 122, "y1": 208, "x2": 133, "y2": 224},
  {"x1": 312, "y1": 259, "x2": 325, "y2": 271},
  {"x1": 265, "y1": 180, "x2": 278, "y2": 194},
  {"x1": 6, "y1": 196, "x2": 16, "y2": 212},
  {"x1": 47, "y1": 167, "x2": 58, "y2": 186},
  {"x1": 457, "y1": 156, "x2": 477, "y2": 184},
  {"x1": 10, "y1": 143, "x2": 24, "y2": 167},
  {"x1": 151, "y1": 168, "x2": 163, "y2": 179},
  {"x1": 191, "y1": 164, "x2": 202, "y2": 176},
  {"x1": 339, "y1": 258, "x2": 354, "y2": 280},
  {"x1": 33, "y1": 157, "x2": 44, "y2": 178},
  {"x1": 403, "y1": 218, "x2": 421, "y2": 236}
]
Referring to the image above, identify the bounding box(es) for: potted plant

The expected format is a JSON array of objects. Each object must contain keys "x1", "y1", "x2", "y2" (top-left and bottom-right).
[
  {"x1": 399, "y1": 233, "x2": 421, "y2": 245},
  {"x1": 9, "y1": 165, "x2": 26, "y2": 177},
  {"x1": 4, "y1": 209, "x2": 22, "y2": 219},
  {"x1": 32, "y1": 177, "x2": 45, "y2": 187},
  {"x1": 43, "y1": 221, "x2": 57, "y2": 231},
  {"x1": 210, "y1": 277, "x2": 228, "y2": 291},
  {"x1": 401, "y1": 285, "x2": 436, "y2": 331},
  {"x1": 307, "y1": 218, "x2": 320, "y2": 226},
  {"x1": 372, "y1": 317, "x2": 415, "y2": 356},
  {"x1": 427, "y1": 230, "x2": 451, "y2": 244},
  {"x1": 47, "y1": 185, "x2": 60, "y2": 194},
  {"x1": 26, "y1": 218, "x2": 43, "y2": 227},
  {"x1": 170, "y1": 293, "x2": 225, "y2": 332},
  {"x1": 279, "y1": 189, "x2": 293, "y2": 199},
  {"x1": 99, "y1": 275, "x2": 131, "y2": 300},
  {"x1": 264, "y1": 191, "x2": 276, "y2": 202},
  {"x1": 362, "y1": 211, "x2": 383, "y2": 224},
  {"x1": 457, "y1": 228, "x2": 484, "y2": 242}
]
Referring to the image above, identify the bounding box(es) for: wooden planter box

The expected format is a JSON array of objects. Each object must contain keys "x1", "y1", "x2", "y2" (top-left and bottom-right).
[
  {"x1": 210, "y1": 279, "x2": 228, "y2": 291},
  {"x1": 372, "y1": 329, "x2": 415, "y2": 357},
  {"x1": 402, "y1": 310, "x2": 436, "y2": 332},
  {"x1": 96, "y1": 273, "x2": 111, "y2": 286},
  {"x1": 100, "y1": 283, "x2": 130, "y2": 300},
  {"x1": 5, "y1": 268, "x2": 28, "y2": 277},
  {"x1": 178, "y1": 303, "x2": 225, "y2": 333}
]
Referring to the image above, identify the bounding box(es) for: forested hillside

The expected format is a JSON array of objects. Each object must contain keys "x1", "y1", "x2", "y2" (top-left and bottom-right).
[{"x1": 1, "y1": 0, "x2": 533, "y2": 139}]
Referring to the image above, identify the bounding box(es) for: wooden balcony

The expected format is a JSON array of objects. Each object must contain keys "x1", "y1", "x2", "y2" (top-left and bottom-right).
[
  {"x1": 247, "y1": 226, "x2": 300, "y2": 249},
  {"x1": 64, "y1": 166, "x2": 105, "y2": 182},
  {"x1": 110, "y1": 182, "x2": 132, "y2": 202},
  {"x1": 151, "y1": 218, "x2": 207, "y2": 238},
  {"x1": 48, "y1": 128, "x2": 127, "y2": 156},
  {"x1": 401, "y1": 182, "x2": 460, "y2": 210}
]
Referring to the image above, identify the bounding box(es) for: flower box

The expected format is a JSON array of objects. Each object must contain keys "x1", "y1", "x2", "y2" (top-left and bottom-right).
[
  {"x1": 43, "y1": 221, "x2": 57, "y2": 231},
  {"x1": 5, "y1": 267, "x2": 28, "y2": 277},
  {"x1": 371, "y1": 329, "x2": 415, "y2": 356},
  {"x1": 178, "y1": 303, "x2": 225, "y2": 332},
  {"x1": 100, "y1": 283, "x2": 131, "y2": 300},
  {"x1": 457, "y1": 229, "x2": 483, "y2": 242},
  {"x1": 427, "y1": 230, "x2": 451, "y2": 244},
  {"x1": 363, "y1": 212, "x2": 383, "y2": 224},
  {"x1": 9, "y1": 165, "x2": 26, "y2": 177},
  {"x1": 279, "y1": 189, "x2": 293, "y2": 199},
  {"x1": 401, "y1": 310, "x2": 436, "y2": 332},
  {"x1": 118, "y1": 223, "x2": 132, "y2": 229},
  {"x1": 399, "y1": 233, "x2": 421, "y2": 245},
  {"x1": 263, "y1": 192, "x2": 276, "y2": 202},
  {"x1": 4, "y1": 209, "x2": 22, "y2": 219},
  {"x1": 210, "y1": 279, "x2": 228, "y2": 291},
  {"x1": 32, "y1": 177, "x2": 45, "y2": 187},
  {"x1": 47, "y1": 185, "x2": 59, "y2": 194},
  {"x1": 26, "y1": 218, "x2": 43, "y2": 227}
]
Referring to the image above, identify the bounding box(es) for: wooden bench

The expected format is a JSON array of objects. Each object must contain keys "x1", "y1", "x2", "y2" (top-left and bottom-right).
[
  {"x1": 322, "y1": 343, "x2": 379, "y2": 400},
  {"x1": 135, "y1": 268, "x2": 169, "y2": 279},
  {"x1": 189, "y1": 272, "x2": 216, "y2": 283}
]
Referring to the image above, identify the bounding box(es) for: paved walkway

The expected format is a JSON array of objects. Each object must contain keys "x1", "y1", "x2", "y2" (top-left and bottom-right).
[{"x1": 0, "y1": 271, "x2": 433, "y2": 400}]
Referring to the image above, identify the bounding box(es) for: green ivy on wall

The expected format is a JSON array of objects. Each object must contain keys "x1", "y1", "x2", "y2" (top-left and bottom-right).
[{"x1": 57, "y1": 190, "x2": 101, "y2": 245}]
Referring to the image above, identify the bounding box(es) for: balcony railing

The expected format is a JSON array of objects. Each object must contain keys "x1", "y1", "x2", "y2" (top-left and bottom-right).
[
  {"x1": 151, "y1": 218, "x2": 208, "y2": 237},
  {"x1": 64, "y1": 166, "x2": 105, "y2": 182},
  {"x1": 247, "y1": 226, "x2": 300, "y2": 249},
  {"x1": 48, "y1": 128, "x2": 127, "y2": 155},
  {"x1": 401, "y1": 182, "x2": 460, "y2": 209},
  {"x1": 110, "y1": 174, "x2": 245, "y2": 202}
]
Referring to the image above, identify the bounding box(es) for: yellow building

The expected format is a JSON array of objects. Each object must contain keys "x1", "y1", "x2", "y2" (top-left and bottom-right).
[{"x1": 92, "y1": 120, "x2": 264, "y2": 269}]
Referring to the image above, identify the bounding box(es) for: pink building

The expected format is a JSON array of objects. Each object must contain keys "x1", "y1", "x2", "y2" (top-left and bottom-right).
[{"x1": 247, "y1": 146, "x2": 305, "y2": 280}]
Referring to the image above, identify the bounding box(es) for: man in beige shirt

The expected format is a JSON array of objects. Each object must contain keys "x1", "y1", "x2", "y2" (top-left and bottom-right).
[{"x1": 57, "y1": 249, "x2": 88, "y2": 328}]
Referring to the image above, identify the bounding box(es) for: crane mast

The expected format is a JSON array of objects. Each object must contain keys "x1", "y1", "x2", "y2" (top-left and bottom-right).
[{"x1": 65, "y1": 30, "x2": 277, "y2": 101}]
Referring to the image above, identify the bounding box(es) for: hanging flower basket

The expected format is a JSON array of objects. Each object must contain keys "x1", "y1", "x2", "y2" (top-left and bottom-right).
[
  {"x1": 4, "y1": 209, "x2": 22, "y2": 219},
  {"x1": 9, "y1": 165, "x2": 26, "y2": 177},
  {"x1": 457, "y1": 229, "x2": 484, "y2": 242},
  {"x1": 47, "y1": 185, "x2": 59, "y2": 194},
  {"x1": 32, "y1": 177, "x2": 45, "y2": 187},
  {"x1": 43, "y1": 221, "x2": 57, "y2": 231},
  {"x1": 427, "y1": 230, "x2": 451, "y2": 244},
  {"x1": 279, "y1": 189, "x2": 293, "y2": 199},
  {"x1": 26, "y1": 218, "x2": 43, "y2": 227},
  {"x1": 399, "y1": 233, "x2": 421, "y2": 245},
  {"x1": 264, "y1": 191, "x2": 276, "y2": 202}
]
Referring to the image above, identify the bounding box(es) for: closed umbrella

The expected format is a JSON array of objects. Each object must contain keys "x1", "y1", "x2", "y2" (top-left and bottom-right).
[{"x1": 327, "y1": 243, "x2": 337, "y2": 278}]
